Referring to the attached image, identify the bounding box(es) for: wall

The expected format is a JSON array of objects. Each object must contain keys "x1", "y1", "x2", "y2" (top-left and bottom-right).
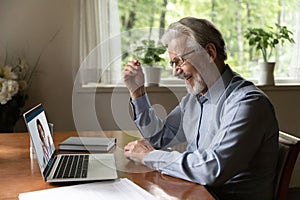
[
  {"x1": 0, "y1": 0, "x2": 77, "y2": 132},
  {"x1": 1, "y1": 0, "x2": 299, "y2": 187}
]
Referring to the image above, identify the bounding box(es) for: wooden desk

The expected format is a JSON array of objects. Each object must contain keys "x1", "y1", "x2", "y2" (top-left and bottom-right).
[{"x1": 0, "y1": 131, "x2": 215, "y2": 200}]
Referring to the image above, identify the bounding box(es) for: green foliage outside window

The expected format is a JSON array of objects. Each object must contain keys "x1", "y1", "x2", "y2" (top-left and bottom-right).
[
  {"x1": 118, "y1": 0, "x2": 299, "y2": 79},
  {"x1": 244, "y1": 24, "x2": 295, "y2": 62},
  {"x1": 133, "y1": 40, "x2": 167, "y2": 67}
]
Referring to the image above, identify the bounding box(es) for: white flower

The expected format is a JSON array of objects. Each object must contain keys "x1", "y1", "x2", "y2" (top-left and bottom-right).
[
  {"x1": 14, "y1": 58, "x2": 29, "y2": 80},
  {"x1": 0, "y1": 65, "x2": 18, "y2": 80},
  {"x1": 0, "y1": 78, "x2": 19, "y2": 105},
  {"x1": 0, "y1": 59, "x2": 29, "y2": 106}
]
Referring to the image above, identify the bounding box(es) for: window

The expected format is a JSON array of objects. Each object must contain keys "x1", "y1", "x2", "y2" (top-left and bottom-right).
[
  {"x1": 79, "y1": 0, "x2": 300, "y2": 86},
  {"x1": 78, "y1": 0, "x2": 121, "y2": 85}
]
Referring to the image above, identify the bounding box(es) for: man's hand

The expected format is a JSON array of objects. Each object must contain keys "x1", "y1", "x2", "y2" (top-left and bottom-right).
[
  {"x1": 122, "y1": 59, "x2": 145, "y2": 99},
  {"x1": 124, "y1": 138, "x2": 154, "y2": 165}
]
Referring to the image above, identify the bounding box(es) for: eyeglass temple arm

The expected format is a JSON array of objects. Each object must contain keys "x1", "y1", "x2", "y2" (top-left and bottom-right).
[{"x1": 180, "y1": 49, "x2": 196, "y2": 58}]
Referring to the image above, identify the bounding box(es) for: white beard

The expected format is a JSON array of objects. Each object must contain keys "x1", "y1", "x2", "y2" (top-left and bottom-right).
[{"x1": 186, "y1": 73, "x2": 207, "y2": 96}]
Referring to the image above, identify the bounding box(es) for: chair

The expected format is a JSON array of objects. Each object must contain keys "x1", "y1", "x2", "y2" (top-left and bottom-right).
[{"x1": 274, "y1": 131, "x2": 300, "y2": 200}]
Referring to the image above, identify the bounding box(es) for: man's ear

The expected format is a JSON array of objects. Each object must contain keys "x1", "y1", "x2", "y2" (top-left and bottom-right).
[{"x1": 205, "y1": 43, "x2": 217, "y2": 61}]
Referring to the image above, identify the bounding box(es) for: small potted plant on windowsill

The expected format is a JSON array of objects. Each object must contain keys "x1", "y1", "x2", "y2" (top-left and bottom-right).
[
  {"x1": 133, "y1": 39, "x2": 167, "y2": 86},
  {"x1": 244, "y1": 24, "x2": 295, "y2": 85}
]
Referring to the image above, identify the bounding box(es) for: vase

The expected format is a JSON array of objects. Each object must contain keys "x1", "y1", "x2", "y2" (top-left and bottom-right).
[
  {"x1": 258, "y1": 62, "x2": 275, "y2": 86},
  {"x1": 0, "y1": 94, "x2": 25, "y2": 133},
  {"x1": 0, "y1": 104, "x2": 21, "y2": 133},
  {"x1": 142, "y1": 66, "x2": 162, "y2": 87}
]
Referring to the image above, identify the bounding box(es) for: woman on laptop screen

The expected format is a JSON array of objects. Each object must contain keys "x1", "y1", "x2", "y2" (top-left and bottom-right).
[{"x1": 37, "y1": 119, "x2": 53, "y2": 163}]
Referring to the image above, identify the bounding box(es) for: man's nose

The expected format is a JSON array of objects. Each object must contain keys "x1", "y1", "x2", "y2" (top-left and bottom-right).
[{"x1": 173, "y1": 67, "x2": 183, "y2": 76}]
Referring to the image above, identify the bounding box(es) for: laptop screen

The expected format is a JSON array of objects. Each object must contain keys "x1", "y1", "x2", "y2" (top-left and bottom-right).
[{"x1": 24, "y1": 104, "x2": 55, "y2": 172}]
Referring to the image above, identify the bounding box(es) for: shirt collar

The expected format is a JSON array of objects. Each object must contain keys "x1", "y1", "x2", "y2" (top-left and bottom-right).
[{"x1": 200, "y1": 65, "x2": 234, "y2": 104}]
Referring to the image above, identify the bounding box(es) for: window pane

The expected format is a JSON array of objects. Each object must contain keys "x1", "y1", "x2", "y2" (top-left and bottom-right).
[{"x1": 118, "y1": 0, "x2": 300, "y2": 82}]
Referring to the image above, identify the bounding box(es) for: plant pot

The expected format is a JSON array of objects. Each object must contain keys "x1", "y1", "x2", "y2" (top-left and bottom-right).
[
  {"x1": 258, "y1": 62, "x2": 275, "y2": 86},
  {"x1": 142, "y1": 66, "x2": 162, "y2": 86}
]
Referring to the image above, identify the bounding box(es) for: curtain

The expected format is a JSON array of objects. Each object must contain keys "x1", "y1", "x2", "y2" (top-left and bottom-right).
[
  {"x1": 290, "y1": 1, "x2": 300, "y2": 79},
  {"x1": 78, "y1": 0, "x2": 121, "y2": 84}
]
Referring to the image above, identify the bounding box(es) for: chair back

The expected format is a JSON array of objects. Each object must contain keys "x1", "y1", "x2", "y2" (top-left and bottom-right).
[{"x1": 274, "y1": 131, "x2": 300, "y2": 200}]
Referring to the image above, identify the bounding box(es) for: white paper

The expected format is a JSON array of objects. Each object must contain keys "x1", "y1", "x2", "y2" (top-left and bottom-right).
[{"x1": 19, "y1": 178, "x2": 157, "y2": 200}]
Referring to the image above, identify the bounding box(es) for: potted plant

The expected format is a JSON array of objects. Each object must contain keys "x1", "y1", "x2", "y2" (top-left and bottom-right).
[
  {"x1": 133, "y1": 39, "x2": 167, "y2": 86},
  {"x1": 244, "y1": 24, "x2": 295, "y2": 85}
]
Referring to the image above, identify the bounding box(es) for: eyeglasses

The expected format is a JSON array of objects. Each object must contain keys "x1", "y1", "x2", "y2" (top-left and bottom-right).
[{"x1": 169, "y1": 49, "x2": 196, "y2": 68}]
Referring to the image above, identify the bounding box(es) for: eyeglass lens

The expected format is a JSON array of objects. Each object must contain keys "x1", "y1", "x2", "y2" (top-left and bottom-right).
[
  {"x1": 170, "y1": 57, "x2": 184, "y2": 68},
  {"x1": 169, "y1": 49, "x2": 196, "y2": 68}
]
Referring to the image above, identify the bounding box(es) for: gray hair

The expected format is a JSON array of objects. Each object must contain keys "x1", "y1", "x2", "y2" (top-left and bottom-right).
[{"x1": 162, "y1": 17, "x2": 227, "y2": 61}]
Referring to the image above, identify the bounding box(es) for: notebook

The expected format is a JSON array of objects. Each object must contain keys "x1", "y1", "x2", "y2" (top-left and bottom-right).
[
  {"x1": 59, "y1": 137, "x2": 116, "y2": 152},
  {"x1": 23, "y1": 104, "x2": 118, "y2": 182}
]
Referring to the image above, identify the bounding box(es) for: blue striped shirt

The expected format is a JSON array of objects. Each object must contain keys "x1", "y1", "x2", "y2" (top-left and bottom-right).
[{"x1": 131, "y1": 67, "x2": 279, "y2": 199}]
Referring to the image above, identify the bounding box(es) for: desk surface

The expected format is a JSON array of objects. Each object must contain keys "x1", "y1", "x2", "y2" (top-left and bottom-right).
[{"x1": 0, "y1": 131, "x2": 215, "y2": 200}]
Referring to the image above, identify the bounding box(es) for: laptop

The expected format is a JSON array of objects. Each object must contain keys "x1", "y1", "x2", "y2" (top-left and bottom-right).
[{"x1": 23, "y1": 104, "x2": 118, "y2": 182}]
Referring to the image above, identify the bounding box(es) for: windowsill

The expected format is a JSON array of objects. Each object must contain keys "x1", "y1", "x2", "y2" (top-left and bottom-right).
[{"x1": 79, "y1": 81, "x2": 300, "y2": 93}]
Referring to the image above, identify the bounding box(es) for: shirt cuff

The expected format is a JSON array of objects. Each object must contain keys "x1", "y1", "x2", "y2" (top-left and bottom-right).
[
  {"x1": 143, "y1": 150, "x2": 164, "y2": 171},
  {"x1": 144, "y1": 149, "x2": 183, "y2": 172},
  {"x1": 130, "y1": 93, "x2": 151, "y2": 118}
]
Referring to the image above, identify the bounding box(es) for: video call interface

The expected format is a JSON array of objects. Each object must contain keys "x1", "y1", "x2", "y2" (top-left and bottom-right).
[{"x1": 26, "y1": 107, "x2": 55, "y2": 171}]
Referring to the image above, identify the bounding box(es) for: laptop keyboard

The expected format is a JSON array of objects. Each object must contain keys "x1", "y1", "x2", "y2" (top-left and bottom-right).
[{"x1": 53, "y1": 155, "x2": 89, "y2": 179}]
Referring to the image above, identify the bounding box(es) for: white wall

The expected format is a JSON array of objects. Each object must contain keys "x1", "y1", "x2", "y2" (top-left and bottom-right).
[
  {"x1": 1, "y1": 0, "x2": 300, "y2": 187},
  {"x1": 0, "y1": 0, "x2": 77, "y2": 131}
]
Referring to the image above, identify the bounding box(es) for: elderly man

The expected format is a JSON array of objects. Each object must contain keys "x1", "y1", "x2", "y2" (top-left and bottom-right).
[{"x1": 122, "y1": 17, "x2": 278, "y2": 200}]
